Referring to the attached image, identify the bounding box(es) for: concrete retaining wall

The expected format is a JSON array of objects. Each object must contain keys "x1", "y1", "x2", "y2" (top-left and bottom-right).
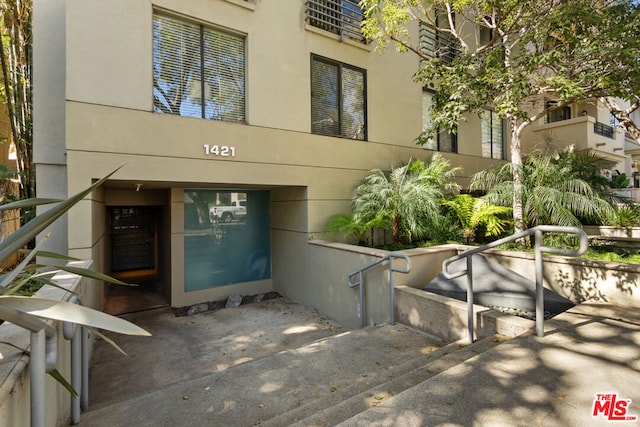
[
  {"x1": 303, "y1": 241, "x2": 640, "y2": 332},
  {"x1": 394, "y1": 286, "x2": 533, "y2": 342}
]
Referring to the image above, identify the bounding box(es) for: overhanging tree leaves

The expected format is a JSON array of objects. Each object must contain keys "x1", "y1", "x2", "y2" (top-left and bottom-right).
[{"x1": 361, "y1": 0, "x2": 640, "y2": 236}]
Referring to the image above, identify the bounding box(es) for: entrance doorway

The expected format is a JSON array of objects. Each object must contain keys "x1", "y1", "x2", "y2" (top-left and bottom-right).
[{"x1": 105, "y1": 206, "x2": 168, "y2": 315}]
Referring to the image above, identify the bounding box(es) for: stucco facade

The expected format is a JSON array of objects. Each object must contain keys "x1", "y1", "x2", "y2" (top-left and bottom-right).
[{"x1": 33, "y1": 0, "x2": 637, "y2": 313}]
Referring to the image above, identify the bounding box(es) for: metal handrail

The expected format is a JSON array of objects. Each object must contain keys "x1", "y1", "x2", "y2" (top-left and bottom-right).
[
  {"x1": 348, "y1": 253, "x2": 412, "y2": 328},
  {"x1": 442, "y1": 225, "x2": 588, "y2": 343},
  {"x1": 62, "y1": 296, "x2": 90, "y2": 425},
  {"x1": 0, "y1": 303, "x2": 57, "y2": 427}
]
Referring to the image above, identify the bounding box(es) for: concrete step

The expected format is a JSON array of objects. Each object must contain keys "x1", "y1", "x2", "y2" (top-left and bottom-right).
[
  {"x1": 278, "y1": 334, "x2": 509, "y2": 427},
  {"x1": 78, "y1": 323, "x2": 447, "y2": 426}
]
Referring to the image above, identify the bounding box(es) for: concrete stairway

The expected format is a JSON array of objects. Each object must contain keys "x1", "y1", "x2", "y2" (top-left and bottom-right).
[{"x1": 78, "y1": 317, "x2": 507, "y2": 426}]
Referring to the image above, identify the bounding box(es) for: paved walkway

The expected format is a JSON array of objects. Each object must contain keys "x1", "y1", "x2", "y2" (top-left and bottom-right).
[
  {"x1": 341, "y1": 303, "x2": 640, "y2": 426},
  {"x1": 81, "y1": 298, "x2": 640, "y2": 426}
]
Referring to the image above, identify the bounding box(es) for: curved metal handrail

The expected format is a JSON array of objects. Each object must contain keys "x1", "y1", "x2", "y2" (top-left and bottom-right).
[
  {"x1": 442, "y1": 225, "x2": 588, "y2": 343},
  {"x1": 348, "y1": 253, "x2": 412, "y2": 328}
]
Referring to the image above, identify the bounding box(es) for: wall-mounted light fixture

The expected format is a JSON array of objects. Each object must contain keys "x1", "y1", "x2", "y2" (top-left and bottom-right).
[{"x1": 581, "y1": 110, "x2": 588, "y2": 116}]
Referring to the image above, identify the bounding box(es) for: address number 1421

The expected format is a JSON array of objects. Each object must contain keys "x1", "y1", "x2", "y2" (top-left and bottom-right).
[{"x1": 204, "y1": 144, "x2": 236, "y2": 157}]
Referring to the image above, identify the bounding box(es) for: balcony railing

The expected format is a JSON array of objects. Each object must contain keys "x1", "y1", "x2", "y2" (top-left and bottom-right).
[
  {"x1": 306, "y1": 0, "x2": 366, "y2": 44},
  {"x1": 419, "y1": 23, "x2": 460, "y2": 65},
  {"x1": 594, "y1": 121, "x2": 615, "y2": 139}
]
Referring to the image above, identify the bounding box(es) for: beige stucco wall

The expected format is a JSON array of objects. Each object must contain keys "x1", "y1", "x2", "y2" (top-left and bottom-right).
[{"x1": 38, "y1": 0, "x2": 504, "y2": 313}]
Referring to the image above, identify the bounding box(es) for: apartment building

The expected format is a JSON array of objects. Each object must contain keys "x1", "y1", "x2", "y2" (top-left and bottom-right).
[{"x1": 32, "y1": 0, "x2": 637, "y2": 314}]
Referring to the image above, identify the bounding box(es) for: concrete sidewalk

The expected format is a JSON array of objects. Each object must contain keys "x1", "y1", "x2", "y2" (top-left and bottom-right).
[
  {"x1": 81, "y1": 298, "x2": 640, "y2": 426},
  {"x1": 339, "y1": 303, "x2": 640, "y2": 426}
]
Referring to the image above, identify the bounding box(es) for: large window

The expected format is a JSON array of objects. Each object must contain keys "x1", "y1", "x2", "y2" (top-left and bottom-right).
[
  {"x1": 481, "y1": 110, "x2": 504, "y2": 159},
  {"x1": 153, "y1": 13, "x2": 245, "y2": 122},
  {"x1": 422, "y1": 91, "x2": 457, "y2": 152},
  {"x1": 545, "y1": 100, "x2": 571, "y2": 124},
  {"x1": 311, "y1": 55, "x2": 366, "y2": 140},
  {"x1": 184, "y1": 190, "x2": 270, "y2": 291}
]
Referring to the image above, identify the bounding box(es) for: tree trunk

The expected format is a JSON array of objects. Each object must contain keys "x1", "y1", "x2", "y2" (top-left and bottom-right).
[
  {"x1": 600, "y1": 96, "x2": 640, "y2": 142},
  {"x1": 509, "y1": 116, "x2": 526, "y2": 236}
]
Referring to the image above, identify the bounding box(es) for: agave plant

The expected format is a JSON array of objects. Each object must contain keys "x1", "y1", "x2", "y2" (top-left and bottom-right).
[{"x1": 0, "y1": 169, "x2": 150, "y2": 390}]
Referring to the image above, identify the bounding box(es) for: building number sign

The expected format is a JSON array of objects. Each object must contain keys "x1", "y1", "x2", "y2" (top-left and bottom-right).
[{"x1": 204, "y1": 144, "x2": 236, "y2": 157}]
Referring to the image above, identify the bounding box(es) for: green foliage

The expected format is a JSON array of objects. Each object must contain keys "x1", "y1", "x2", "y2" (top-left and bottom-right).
[
  {"x1": 610, "y1": 173, "x2": 631, "y2": 189},
  {"x1": 360, "y1": 0, "x2": 640, "y2": 233},
  {"x1": 352, "y1": 153, "x2": 461, "y2": 245},
  {"x1": 471, "y1": 146, "x2": 615, "y2": 228},
  {"x1": 323, "y1": 213, "x2": 389, "y2": 246},
  {"x1": 0, "y1": 169, "x2": 149, "y2": 392},
  {"x1": 441, "y1": 194, "x2": 512, "y2": 243},
  {"x1": 606, "y1": 204, "x2": 640, "y2": 227}
]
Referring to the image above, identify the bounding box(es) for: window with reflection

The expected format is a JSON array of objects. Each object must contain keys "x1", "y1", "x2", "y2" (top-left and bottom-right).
[{"x1": 184, "y1": 190, "x2": 270, "y2": 291}]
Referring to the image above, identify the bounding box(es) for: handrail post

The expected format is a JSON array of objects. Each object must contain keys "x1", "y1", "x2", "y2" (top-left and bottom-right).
[
  {"x1": 389, "y1": 258, "x2": 395, "y2": 325},
  {"x1": 348, "y1": 253, "x2": 412, "y2": 328},
  {"x1": 359, "y1": 271, "x2": 365, "y2": 328},
  {"x1": 466, "y1": 256, "x2": 474, "y2": 343},
  {"x1": 63, "y1": 296, "x2": 83, "y2": 425},
  {"x1": 534, "y1": 229, "x2": 544, "y2": 337},
  {"x1": 30, "y1": 329, "x2": 46, "y2": 427},
  {"x1": 81, "y1": 328, "x2": 89, "y2": 412},
  {"x1": 442, "y1": 225, "x2": 588, "y2": 341}
]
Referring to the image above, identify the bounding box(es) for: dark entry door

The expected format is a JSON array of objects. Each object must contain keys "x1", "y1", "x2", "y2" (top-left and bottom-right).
[{"x1": 110, "y1": 207, "x2": 157, "y2": 276}]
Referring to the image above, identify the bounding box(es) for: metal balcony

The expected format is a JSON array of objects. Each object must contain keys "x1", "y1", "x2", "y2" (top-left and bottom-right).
[{"x1": 306, "y1": 0, "x2": 366, "y2": 44}]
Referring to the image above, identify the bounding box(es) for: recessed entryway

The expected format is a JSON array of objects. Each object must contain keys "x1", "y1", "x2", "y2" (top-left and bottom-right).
[{"x1": 105, "y1": 206, "x2": 169, "y2": 315}]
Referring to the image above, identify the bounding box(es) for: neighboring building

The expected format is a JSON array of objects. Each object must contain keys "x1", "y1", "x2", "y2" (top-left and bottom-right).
[{"x1": 32, "y1": 0, "x2": 638, "y2": 314}]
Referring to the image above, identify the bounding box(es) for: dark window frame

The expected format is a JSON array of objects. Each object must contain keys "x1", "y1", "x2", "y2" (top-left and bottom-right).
[
  {"x1": 482, "y1": 110, "x2": 505, "y2": 160},
  {"x1": 422, "y1": 90, "x2": 458, "y2": 153},
  {"x1": 545, "y1": 100, "x2": 571, "y2": 124},
  {"x1": 310, "y1": 54, "x2": 367, "y2": 140},
  {"x1": 152, "y1": 13, "x2": 246, "y2": 123}
]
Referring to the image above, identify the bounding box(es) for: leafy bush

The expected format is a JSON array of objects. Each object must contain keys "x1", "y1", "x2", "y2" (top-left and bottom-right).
[
  {"x1": 352, "y1": 154, "x2": 461, "y2": 245},
  {"x1": 606, "y1": 204, "x2": 640, "y2": 227}
]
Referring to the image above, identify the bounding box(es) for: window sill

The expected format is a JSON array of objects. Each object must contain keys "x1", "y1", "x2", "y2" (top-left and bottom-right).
[
  {"x1": 223, "y1": 0, "x2": 255, "y2": 11},
  {"x1": 305, "y1": 24, "x2": 371, "y2": 52}
]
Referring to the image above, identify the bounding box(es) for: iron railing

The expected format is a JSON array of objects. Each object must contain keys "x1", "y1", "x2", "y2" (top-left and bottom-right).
[
  {"x1": 419, "y1": 23, "x2": 460, "y2": 65},
  {"x1": 62, "y1": 296, "x2": 90, "y2": 425},
  {"x1": 442, "y1": 226, "x2": 588, "y2": 343},
  {"x1": 348, "y1": 253, "x2": 411, "y2": 328},
  {"x1": 306, "y1": 0, "x2": 366, "y2": 43},
  {"x1": 0, "y1": 303, "x2": 57, "y2": 427},
  {"x1": 594, "y1": 121, "x2": 615, "y2": 139}
]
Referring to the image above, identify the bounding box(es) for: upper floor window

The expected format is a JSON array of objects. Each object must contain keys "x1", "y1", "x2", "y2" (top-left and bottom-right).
[
  {"x1": 419, "y1": 13, "x2": 460, "y2": 65},
  {"x1": 481, "y1": 110, "x2": 504, "y2": 159},
  {"x1": 422, "y1": 91, "x2": 457, "y2": 152},
  {"x1": 311, "y1": 55, "x2": 366, "y2": 140},
  {"x1": 153, "y1": 13, "x2": 246, "y2": 123},
  {"x1": 545, "y1": 100, "x2": 571, "y2": 124},
  {"x1": 306, "y1": 0, "x2": 366, "y2": 44}
]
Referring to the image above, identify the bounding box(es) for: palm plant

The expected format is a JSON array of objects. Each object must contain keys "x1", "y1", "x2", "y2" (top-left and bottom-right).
[
  {"x1": 352, "y1": 154, "x2": 461, "y2": 245},
  {"x1": 323, "y1": 213, "x2": 389, "y2": 246},
  {"x1": 471, "y1": 146, "x2": 614, "y2": 231}
]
